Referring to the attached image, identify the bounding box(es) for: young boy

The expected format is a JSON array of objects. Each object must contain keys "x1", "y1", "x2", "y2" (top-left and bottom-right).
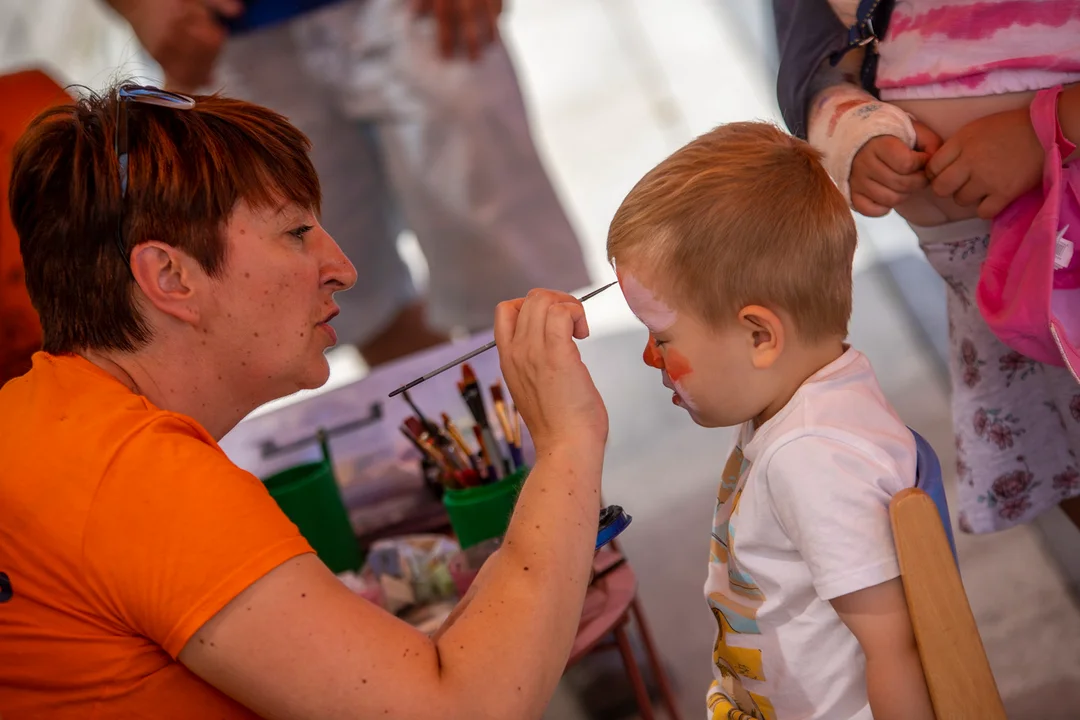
[{"x1": 608, "y1": 122, "x2": 934, "y2": 720}]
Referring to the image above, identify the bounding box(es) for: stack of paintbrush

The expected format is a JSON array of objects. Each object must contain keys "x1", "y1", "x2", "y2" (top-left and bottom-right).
[{"x1": 398, "y1": 363, "x2": 526, "y2": 490}]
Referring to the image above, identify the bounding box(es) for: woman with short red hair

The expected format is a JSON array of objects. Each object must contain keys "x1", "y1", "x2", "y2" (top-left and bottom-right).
[{"x1": 0, "y1": 84, "x2": 608, "y2": 720}]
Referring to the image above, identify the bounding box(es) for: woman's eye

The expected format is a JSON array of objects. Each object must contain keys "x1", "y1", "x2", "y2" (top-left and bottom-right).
[
  {"x1": 654, "y1": 338, "x2": 668, "y2": 348},
  {"x1": 289, "y1": 225, "x2": 313, "y2": 241}
]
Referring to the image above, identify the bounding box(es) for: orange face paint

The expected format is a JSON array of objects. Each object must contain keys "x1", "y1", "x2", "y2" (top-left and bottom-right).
[
  {"x1": 643, "y1": 336, "x2": 665, "y2": 369},
  {"x1": 664, "y1": 347, "x2": 693, "y2": 382}
]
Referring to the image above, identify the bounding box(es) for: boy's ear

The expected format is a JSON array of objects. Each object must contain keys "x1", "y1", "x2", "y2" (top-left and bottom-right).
[{"x1": 738, "y1": 305, "x2": 784, "y2": 369}]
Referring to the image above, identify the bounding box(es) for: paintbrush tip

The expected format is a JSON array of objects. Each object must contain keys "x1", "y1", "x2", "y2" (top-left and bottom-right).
[
  {"x1": 389, "y1": 378, "x2": 421, "y2": 398},
  {"x1": 462, "y1": 363, "x2": 477, "y2": 384},
  {"x1": 490, "y1": 383, "x2": 504, "y2": 403},
  {"x1": 403, "y1": 416, "x2": 424, "y2": 437},
  {"x1": 441, "y1": 412, "x2": 452, "y2": 424}
]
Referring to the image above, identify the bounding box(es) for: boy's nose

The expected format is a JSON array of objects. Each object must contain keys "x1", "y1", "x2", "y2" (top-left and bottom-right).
[{"x1": 643, "y1": 336, "x2": 665, "y2": 369}]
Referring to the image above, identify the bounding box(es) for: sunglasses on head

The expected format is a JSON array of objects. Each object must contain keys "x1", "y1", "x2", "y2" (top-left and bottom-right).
[{"x1": 113, "y1": 85, "x2": 196, "y2": 266}]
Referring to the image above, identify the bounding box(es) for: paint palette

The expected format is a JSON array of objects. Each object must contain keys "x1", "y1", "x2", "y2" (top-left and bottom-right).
[{"x1": 595, "y1": 505, "x2": 632, "y2": 550}]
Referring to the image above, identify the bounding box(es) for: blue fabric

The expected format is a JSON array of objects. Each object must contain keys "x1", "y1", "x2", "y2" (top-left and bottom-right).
[
  {"x1": 771, "y1": 0, "x2": 894, "y2": 137},
  {"x1": 911, "y1": 428, "x2": 960, "y2": 566},
  {"x1": 828, "y1": 0, "x2": 895, "y2": 96},
  {"x1": 223, "y1": 0, "x2": 346, "y2": 34},
  {"x1": 833, "y1": 0, "x2": 891, "y2": 63},
  {"x1": 772, "y1": 0, "x2": 846, "y2": 138},
  {"x1": 596, "y1": 506, "x2": 632, "y2": 550}
]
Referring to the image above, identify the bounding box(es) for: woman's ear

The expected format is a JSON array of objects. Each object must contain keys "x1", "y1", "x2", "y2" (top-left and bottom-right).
[
  {"x1": 738, "y1": 305, "x2": 784, "y2": 370},
  {"x1": 130, "y1": 241, "x2": 201, "y2": 325}
]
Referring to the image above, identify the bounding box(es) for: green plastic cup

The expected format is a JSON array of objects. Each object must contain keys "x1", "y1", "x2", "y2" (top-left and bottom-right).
[
  {"x1": 263, "y1": 433, "x2": 362, "y2": 574},
  {"x1": 443, "y1": 466, "x2": 530, "y2": 549}
]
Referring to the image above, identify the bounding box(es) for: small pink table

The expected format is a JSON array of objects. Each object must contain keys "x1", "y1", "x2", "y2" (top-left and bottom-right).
[{"x1": 567, "y1": 548, "x2": 682, "y2": 720}]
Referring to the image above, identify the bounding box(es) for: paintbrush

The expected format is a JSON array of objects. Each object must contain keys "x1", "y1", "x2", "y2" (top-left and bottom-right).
[
  {"x1": 459, "y1": 380, "x2": 500, "y2": 481},
  {"x1": 399, "y1": 427, "x2": 458, "y2": 488},
  {"x1": 442, "y1": 412, "x2": 478, "y2": 470},
  {"x1": 405, "y1": 417, "x2": 464, "y2": 471},
  {"x1": 490, "y1": 381, "x2": 523, "y2": 470},
  {"x1": 387, "y1": 280, "x2": 619, "y2": 398},
  {"x1": 511, "y1": 404, "x2": 522, "y2": 448},
  {"x1": 402, "y1": 389, "x2": 467, "y2": 466},
  {"x1": 401, "y1": 389, "x2": 442, "y2": 436},
  {"x1": 460, "y1": 365, "x2": 508, "y2": 475},
  {"x1": 473, "y1": 424, "x2": 498, "y2": 481},
  {"x1": 403, "y1": 420, "x2": 478, "y2": 488}
]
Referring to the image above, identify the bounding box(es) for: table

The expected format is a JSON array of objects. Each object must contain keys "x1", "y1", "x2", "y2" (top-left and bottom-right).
[{"x1": 567, "y1": 548, "x2": 683, "y2": 720}]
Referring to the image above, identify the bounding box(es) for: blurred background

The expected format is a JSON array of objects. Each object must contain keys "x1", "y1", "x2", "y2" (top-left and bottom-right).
[{"x1": 3, "y1": 1, "x2": 1080, "y2": 717}]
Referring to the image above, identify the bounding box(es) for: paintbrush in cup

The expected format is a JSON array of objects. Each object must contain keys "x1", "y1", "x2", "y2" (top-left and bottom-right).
[
  {"x1": 403, "y1": 419, "x2": 477, "y2": 487},
  {"x1": 442, "y1": 413, "x2": 478, "y2": 471},
  {"x1": 399, "y1": 427, "x2": 458, "y2": 488},
  {"x1": 401, "y1": 389, "x2": 442, "y2": 436},
  {"x1": 489, "y1": 381, "x2": 523, "y2": 470},
  {"x1": 459, "y1": 365, "x2": 507, "y2": 476},
  {"x1": 511, "y1": 404, "x2": 522, "y2": 448},
  {"x1": 472, "y1": 424, "x2": 498, "y2": 481},
  {"x1": 404, "y1": 417, "x2": 461, "y2": 470}
]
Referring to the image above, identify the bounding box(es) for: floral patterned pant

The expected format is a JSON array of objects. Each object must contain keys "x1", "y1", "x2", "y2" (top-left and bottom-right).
[{"x1": 921, "y1": 225, "x2": 1080, "y2": 534}]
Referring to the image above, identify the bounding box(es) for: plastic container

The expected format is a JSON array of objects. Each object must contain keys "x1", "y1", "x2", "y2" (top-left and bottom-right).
[
  {"x1": 442, "y1": 466, "x2": 529, "y2": 549},
  {"x1": 263, "y1": 431, "x2": 363, "y2": 574},
  {"x1": 447, "y1": 537, "x2": 503, "y2": 597}
]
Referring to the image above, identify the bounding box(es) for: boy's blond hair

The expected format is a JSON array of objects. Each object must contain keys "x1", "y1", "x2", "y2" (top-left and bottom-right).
[{"x1": 607, "y1": 122, "x2": 857, "y2": 342}]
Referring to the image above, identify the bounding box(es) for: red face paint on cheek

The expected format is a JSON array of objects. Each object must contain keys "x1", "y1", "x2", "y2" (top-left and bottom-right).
[
  {"x1": 643, "y1": 337, "x2": 665, "y2": 369},
  {"x1": 664, "y1": 347, "x2": 692, "y2": 382}
]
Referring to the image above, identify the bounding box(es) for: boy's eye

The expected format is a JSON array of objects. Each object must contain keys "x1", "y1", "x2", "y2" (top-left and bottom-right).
[
  {"x1": 654, "y1": 338, "x2": 669, "y2": 348},
  {"x1": 288, "y1": 224, "x2": 313, "y2": 241}
]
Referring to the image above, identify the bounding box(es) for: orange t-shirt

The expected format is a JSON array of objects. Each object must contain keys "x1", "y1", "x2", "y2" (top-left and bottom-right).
[{"x1": 0, "y1": 353, "x2": 313, "y2": 718}]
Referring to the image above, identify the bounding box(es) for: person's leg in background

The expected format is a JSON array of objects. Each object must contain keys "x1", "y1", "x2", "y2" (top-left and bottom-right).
[
  {"x1": 918, "y1": 222, "x2": 1080, "y2": 535},
  {"x1": 213, "y1": 12, "x2": 448, "y2": 368},
  {"x1": 291, "y1": 0, "x2": 592, "y2": 341}
]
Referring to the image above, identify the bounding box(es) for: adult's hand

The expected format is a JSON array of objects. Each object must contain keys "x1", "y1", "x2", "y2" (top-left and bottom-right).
[
  {"x1": 181, "y1": 289, "x2": 608, "y2": 720},
  {"x1": 412, "y1": 0, "x2": 503, "y2": 61},
  {"x1": 494, "y1": 289, "x2": 608, "y2": 454},
  {"x1": 105, "y1": 0, "x2": 244, "y2": 92}
]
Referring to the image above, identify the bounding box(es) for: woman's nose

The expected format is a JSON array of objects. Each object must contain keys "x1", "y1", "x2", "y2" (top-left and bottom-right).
[{"x1": 322, "y1": 234, "x2": 358, "y2": 291}]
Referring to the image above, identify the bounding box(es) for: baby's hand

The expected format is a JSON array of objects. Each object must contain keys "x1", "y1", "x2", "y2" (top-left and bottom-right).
[
  {"x1": 850, "y1": 121, "x2": 942, "y2": 217},
  {"x1": 926, "y1": 107, "x2": 1043, "y2": 220}
]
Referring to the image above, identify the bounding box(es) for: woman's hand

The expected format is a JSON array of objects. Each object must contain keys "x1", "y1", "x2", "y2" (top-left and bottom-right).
[
  {"x1": 494, "y1": 289, "x2": 608, "y2": 454},
  {"x1": 926, "y1": 107, "x2": 1043, "y2": 220}
]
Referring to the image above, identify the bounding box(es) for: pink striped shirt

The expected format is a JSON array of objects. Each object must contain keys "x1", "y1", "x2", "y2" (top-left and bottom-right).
[{"x1": 830, "y1": 0, "x2": 1080, "y2": 99}]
